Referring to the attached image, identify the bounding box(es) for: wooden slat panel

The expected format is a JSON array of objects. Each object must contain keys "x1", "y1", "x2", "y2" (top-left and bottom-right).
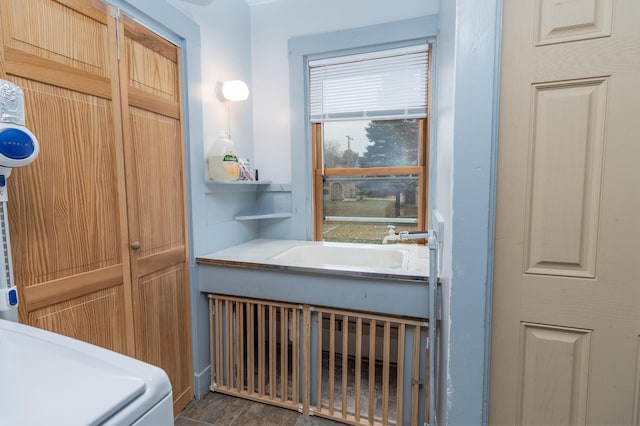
[
  {"x1": 23, "y1": 265, "x2": 122, "y2": 311},
  {"x1": 316, "y1": 311, "x2": 323, "y2": 412},
  {"x1": 342, "y1": 314, "x2": 349, "y2": 418},
  {"x1": 29, "y1": 285, "x2": 127, "y2": 354},
  {"x1": 411, "y1": 326, "x2": 420, "y2": 426},
  {"x1": 225, "y1": 301, "x2": 232, "y2": 389},
  {"x1": 382, "y1": 321, "x2": 391, "y2": 425},
  {"x1": 355, "y1": 317, "x2": 363, "y2": 423},
  {"x1": 303, "y1": 305, "x2": 311, "y2": 415},
  {"x1": 216, "y1": 299, "x2": 223, "y2": 388},
  {"x1": 269, "y1": 305, "x2": 277, "y2": 399},
  {"x1": 258, "y1": 303, "x2": 265, "y2": 396},
  {"x1": 281, "y1": 307, "x2": 288, "y2": 402},
  {"x1": 236, "y1": 302, "x2": 244, "y2": 393},
  {"x1": 209, "y1": 297, "x2": 215, "y2": 388},
  {"x1": 292, "y1": 308, "x2": 300, "y2": 405},
  {"x1": 396, "y1": 323, "x2": 406, "y2": 426},
  {"x1": 368, "y1": 319, "x2": 376, "y2": 425},
  {"x1": 210, "y1": 300, "x2": 427, "y2": 424},
  {"x1": 329, "y1": 313, "x2": 336, "y2": 415},
  {"x1": 247, "y1": 302, "x2": 255, "y2": 394}
]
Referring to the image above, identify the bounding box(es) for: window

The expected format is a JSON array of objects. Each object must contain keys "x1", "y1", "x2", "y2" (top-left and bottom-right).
[{"x1": 309, "y1": 44, "x2": 431, "y2": 244}]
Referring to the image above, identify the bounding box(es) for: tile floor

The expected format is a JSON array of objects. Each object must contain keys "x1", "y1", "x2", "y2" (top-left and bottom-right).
[{"x1": 174, "y1": 392, "x2": 343, "y2": 426}]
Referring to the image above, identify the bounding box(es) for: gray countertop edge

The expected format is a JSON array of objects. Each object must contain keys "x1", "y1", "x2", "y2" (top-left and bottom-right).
[{"x1": 196, "y1": 257, "x2": 429, "y2": 283}]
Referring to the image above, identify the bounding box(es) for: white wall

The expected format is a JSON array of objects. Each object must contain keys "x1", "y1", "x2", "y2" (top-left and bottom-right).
[
  {"x1": 172, "y1": 0, "x2": 254, "y2": 166},
  {"x1": 249, "y1": 0, "x2": 437, "y2": 183}
]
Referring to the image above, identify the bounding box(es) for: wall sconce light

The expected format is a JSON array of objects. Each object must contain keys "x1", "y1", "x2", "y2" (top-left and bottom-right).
[
  {"x1": 215, "y1": 80, "x2": 249, "y2": 102},
  {"x1": 215, "y1": 80, "x2": 249, "y2": 140}
]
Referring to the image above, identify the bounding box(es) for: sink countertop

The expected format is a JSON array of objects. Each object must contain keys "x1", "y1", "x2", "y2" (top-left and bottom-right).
[{"x1": 196, "y1": 239, "x2": 429, "y2": 282}]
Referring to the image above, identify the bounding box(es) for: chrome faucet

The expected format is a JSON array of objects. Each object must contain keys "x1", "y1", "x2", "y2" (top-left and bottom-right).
[
  {"x1": 382, "y1": 225, "x2": 401, "y2": 244},
  {"x1": 399, "y1": 230, "x2": 430, "y2": 240},
  {"x1": 382, "y1": 225, "x2": 430, "y2": 244}
]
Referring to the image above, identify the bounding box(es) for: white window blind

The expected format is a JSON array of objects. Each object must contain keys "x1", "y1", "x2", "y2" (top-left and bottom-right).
[{"x1": 309, "y1": 44, "x2": 428, "y2": 123}]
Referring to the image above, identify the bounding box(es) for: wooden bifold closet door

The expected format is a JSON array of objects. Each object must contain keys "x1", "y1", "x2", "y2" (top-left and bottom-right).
[{"x1": 0, "y1": 0, "x2": 192, "y2": 414}]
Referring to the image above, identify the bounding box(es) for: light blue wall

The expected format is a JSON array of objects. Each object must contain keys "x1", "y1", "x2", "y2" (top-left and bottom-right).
[
  {"x1": 250, "y1": 0, "x2": 437, "y2": 185},
  {"x1": 105, "y1": 2, "x2": 503, "y2": 421},
  {"x1": 285, "y1": 16, "x2": 438, "y2": 240},
  {"x1": 435, "y1": 0, "x2": 501, "y2": 424}
]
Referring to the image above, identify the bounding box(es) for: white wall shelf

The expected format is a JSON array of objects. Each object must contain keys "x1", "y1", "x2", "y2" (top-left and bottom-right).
[
  {"x1": 205, "y1": 179, "x2": 271, "y2": 185},
  {"x1": 234, "y1": 212, "x2": 293, "y2": 221},
  {"x1": 205, "y1": 180, "x2": 292, "y2": 222},
  {"x1": 205, "y1": 180, "x2": 272, "y2": 193}
]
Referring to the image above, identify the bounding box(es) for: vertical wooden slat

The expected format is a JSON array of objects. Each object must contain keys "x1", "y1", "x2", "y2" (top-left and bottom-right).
[
  {"x1": 226, "y1": 301, "x2": 233, "y2": 389},
  {"x1": 281, "y1": 307, "x2": 288, "y2": 402},
  {"x1": 355, "y1": 316, "x2": 363, "y2": 422},
  {"x1": 411, "y1": 326, "x2": 420, "y2": 426},
  {"x1": 258, "y1": 303, "x2": 265, "y2": 396},
  {"x1": 216, "y1": 298, "x2": 223, "y2": 388},
  {"x1": 382, "y1": 321, "x2": 391, "y2": 425},
  {"x1": 293, "y1": 308, "x2": 300, "y2": 406},
  {"x1": 368, "y1": 319, "x2": 376, "y2": 425},
  {"x1": 329, "y1": 313, "x2": 336, "y2": 415},
  {"x1": 238, "y1": 302, "x2": 245, "y2": 393},
  {"x1": 247, "y1": 302, "x2": 254, "y2": 394},
  {"x1": 269, "y1": 306, "x2": 276, "y2": 399},
  {"x1": 209, "y1": 297, "x2": 215, "y2": 388},
  {"x1": 396, "y1": 323, "x2": 406, "y2": 426},
  {"x1": 235, "y1": 301, "x2": 241, "y2": 392},
  {"x1": 303, "y1": 305, "x2": 311, "y2": 415},
  {"x1": 316, "y1": 311, "x2": 323, "y2": 412},
  {"x1": 342, "y1": 315, "x2": 349, "y2": 419}
]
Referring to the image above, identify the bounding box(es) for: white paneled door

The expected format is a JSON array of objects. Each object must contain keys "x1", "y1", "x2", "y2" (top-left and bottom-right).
[{"x1": 490, "y1": 1, "x2": 640, "y2": 425}]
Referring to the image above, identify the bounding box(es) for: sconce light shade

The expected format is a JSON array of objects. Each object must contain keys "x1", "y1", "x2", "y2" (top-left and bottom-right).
[{"x1": 216, "y1": 80, "x2": 249, "y2": 102}]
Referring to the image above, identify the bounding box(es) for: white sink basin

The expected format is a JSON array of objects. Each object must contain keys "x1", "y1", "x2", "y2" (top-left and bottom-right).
[{"x1": 269, "y1": 243, "x2": 408, "y2": 270}]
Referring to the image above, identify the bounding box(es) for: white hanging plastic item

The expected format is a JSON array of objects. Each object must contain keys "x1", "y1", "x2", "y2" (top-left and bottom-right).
[{"x1": 0, "y1": 80, "x2": 39, "y2": 321}]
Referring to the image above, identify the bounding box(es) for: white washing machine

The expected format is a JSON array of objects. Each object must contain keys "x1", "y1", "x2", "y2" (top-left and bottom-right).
[{"x1": 0, "y1": 319, "x2": 174, "y2": 425}]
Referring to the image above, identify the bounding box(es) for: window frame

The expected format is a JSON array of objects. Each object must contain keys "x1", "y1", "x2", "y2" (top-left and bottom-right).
[{"x1": 311, "y1": 45, "x2": 432, "y2": 242}]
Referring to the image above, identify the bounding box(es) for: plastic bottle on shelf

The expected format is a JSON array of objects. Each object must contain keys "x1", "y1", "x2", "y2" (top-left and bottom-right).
[{"x1": 207, "y1": 131, "x2": 239, "y2": 181}]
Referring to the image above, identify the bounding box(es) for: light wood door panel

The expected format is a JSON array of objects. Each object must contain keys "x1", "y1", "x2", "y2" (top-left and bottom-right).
[
  {"x1": 136, "y1": 265, "x2": 192, "y2": 410},
  {"x1": 0, "y1": 0, "x2": 134, "y2": 355},
  {"x1": 29, "y1": 285, "x2": 128, "y2": 353},
  {"x1": 10, "y1": 77, "x2": 122, "y2": 285},
  {"x1": 119, "y1": 20, "x2": 192, "y2": 414},
  {"x1": 490, "y1": 1, "x2": 640, "y2": 425},
  {"x1": 1, "y1": 0, "x2": 110, "y2": 76}
]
